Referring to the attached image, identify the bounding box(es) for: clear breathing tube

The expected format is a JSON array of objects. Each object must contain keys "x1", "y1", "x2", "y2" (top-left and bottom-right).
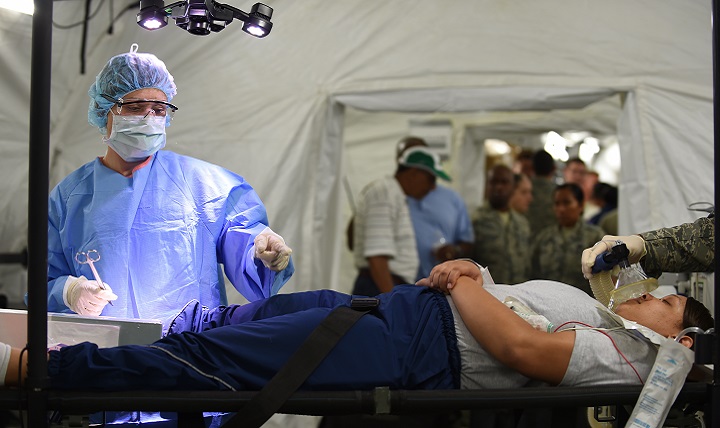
[{"x1": 588, "y1": 269, "x2": 614, "y2": 308}]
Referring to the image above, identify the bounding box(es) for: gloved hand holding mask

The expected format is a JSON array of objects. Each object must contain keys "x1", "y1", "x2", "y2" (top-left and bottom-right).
[
  {"x1": 581, "y1": 234, "x2": 647, "y2": 279},
  {"x1": 63, "y1": 275, "x2": 118, "y2": 316},
  {"x1": 254, "y1": 227, "x2": 293, "y2": 271}
]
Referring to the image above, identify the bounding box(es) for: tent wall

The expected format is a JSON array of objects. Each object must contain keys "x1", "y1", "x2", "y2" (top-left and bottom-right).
[
  {"x1": 618, "y1": 87, "x2": 714, "y2": 235},
  {"x1": 0, "y1": 0, "x2": 713, "y2": 305}
]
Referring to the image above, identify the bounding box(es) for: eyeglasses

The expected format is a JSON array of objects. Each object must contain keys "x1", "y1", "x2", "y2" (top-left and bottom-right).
[{"x1": 101, "y1": 94, "x2": 178, "y2": 118}]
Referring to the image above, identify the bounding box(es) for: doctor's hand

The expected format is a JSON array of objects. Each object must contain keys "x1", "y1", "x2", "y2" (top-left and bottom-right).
[
  {"x1": 581, "y1": 234, "x2": 647, "y2": 279},
  {"x1": 64, "y1": 275, "x2": 118, "y2": 316},
  {"x1": 416, "y1": 259, "x2": 483, "y2": 293},
  {"x1": 254, "y1": 228, "x2": 293, "y2": 271}
]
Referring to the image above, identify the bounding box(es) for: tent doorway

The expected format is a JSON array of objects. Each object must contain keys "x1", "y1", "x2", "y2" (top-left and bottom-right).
[{"x1": 334, "y1": 89, "x2": 624, "y2": 290}]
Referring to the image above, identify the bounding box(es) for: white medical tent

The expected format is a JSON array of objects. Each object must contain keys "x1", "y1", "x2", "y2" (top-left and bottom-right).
[
  {"x1": 0, "y1": 1, "x2": 716, "y2": 427},
  {"x1": 0, "y1": 0, "x2": 713, "y2": 307}
]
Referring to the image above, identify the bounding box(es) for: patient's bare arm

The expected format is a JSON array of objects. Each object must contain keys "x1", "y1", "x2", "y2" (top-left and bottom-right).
[{"x1": 3, "y1": 347, "x2": 24, "y2": 387}]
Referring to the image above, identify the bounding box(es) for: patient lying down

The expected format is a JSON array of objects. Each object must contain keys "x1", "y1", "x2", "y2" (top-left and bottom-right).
[{"x1": 0, "y1": 260, "x2": 713, "y2": 391}]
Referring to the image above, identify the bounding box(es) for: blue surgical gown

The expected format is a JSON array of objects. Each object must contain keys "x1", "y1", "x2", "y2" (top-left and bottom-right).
[{"x1": 47, "y1": 150, "x2": 294, "y2": 330}]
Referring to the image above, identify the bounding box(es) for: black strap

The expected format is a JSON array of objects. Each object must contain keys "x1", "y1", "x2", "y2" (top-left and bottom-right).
[{"x1": 223, "y1": 302, "x2": 375, "y2": 428}]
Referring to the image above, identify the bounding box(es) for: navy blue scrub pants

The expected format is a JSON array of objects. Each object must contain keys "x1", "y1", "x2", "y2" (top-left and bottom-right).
[{"x1": 48, "y1": 285, "x2": 461, "y2": 392}]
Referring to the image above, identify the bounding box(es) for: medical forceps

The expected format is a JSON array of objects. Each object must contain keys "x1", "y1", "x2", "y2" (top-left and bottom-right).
[{"x1": 75, "y1": 249, "x2": 114, "y2": 305}]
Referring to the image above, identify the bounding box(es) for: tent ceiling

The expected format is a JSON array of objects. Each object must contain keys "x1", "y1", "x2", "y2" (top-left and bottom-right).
[{"x1": 335, "y1": 86, "x2": 619, "y2": 113}]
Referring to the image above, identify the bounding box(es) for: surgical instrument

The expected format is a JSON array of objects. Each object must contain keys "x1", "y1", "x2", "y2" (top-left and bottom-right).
[{"x1": 75, "y1": 249, "x2": 113, "y2": 305}]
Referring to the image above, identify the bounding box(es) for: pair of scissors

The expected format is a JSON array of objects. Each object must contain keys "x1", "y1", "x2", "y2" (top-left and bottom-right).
[{"x1": 75, "y1": 249, "x2": 113, "y2": 305}]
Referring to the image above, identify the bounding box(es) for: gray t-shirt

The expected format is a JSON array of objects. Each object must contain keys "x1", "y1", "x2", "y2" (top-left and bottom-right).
[{"x1": 447, "y1": 280, "x2": 658, "y2": 389}]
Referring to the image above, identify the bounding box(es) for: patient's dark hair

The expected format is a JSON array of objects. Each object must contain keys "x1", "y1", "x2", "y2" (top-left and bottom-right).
[{"x1": 682, "y1": 296, "x2": 714, "y2": 348}]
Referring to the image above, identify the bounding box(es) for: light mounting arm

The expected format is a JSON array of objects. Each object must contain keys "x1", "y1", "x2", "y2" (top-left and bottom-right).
[{"x1": 137, "y1": 0, "x2": 273, "y2": 38}]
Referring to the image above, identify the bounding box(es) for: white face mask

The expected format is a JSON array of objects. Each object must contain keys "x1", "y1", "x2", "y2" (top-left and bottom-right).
[{"x1": 103, "y1": 113, "x2": 166, "y2": 162}]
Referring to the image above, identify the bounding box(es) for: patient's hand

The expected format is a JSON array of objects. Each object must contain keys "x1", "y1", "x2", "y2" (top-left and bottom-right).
[{"x1": 416, "y1": 260, "x2": 483, "y2": 293}]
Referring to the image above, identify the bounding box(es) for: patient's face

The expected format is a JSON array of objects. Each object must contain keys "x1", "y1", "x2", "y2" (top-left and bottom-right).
[{"x1": 614, "y1": 293, "x2": 685, "y2": 337}]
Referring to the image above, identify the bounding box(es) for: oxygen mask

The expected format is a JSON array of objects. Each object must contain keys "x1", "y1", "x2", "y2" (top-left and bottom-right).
[{"x1": 588, "y1": 241, "x2": 658, "y2": 311}]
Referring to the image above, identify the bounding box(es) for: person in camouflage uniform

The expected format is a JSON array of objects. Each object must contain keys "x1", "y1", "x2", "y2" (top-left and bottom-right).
[
  {"x1": 582, "y1": 213, "x2": 714, "y2": 279},
  {"x1": 640, "y1": 214, "x2": 714, "y2": 277},
  {"x1": 472, "y1": 164, "x2": 531, "y2": 284},
  {"x1": 531, "y1": 183, "x2": 605, "y2": 295},
  {"x1": 526, "y1": 150, "x2": 557, "y2": 235}
]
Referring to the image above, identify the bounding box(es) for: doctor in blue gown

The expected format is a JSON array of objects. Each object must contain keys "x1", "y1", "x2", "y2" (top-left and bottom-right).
[
  {"x1": 45, "y1": 44, "x2": 294, "y2": 426},
  {"x1": 46, "y1": 44, "x2": 294, "y2": 332}
]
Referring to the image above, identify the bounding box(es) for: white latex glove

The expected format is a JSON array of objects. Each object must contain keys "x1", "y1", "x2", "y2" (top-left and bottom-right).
[
  {"x1": 63, "y1": 275, "x2": 118, "y2": 316},
  {"x1": 254, "y1": 227, "x2": 292, "y2": 271},
  {"x1": 581, "y1": 234, "x2": 647, "y2": 279}
]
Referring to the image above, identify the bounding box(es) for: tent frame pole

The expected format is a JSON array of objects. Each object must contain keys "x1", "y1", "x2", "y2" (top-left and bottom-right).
[
  {"x1": 711, "y1": 1, "x2": 720, "y2": 426},
  {"x1": 26, "y1": 0, "x2": 53, "y2": 426}
]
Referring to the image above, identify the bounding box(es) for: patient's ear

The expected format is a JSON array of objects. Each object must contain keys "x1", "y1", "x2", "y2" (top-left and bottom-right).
[{"x1": 670, "y1": 335, "x2": 694, "y2": 349}]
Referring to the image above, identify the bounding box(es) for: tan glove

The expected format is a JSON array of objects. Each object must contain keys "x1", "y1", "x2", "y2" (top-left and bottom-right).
[
  {"x1": 254, "y1": 227, "x2": 293, "y2": 271},
  {"x1": 581, "y1": 235, "x2": 647, "y2": 279},
  {"x1": 63, "y1": 275, "x2": 118, "y2": 316}
]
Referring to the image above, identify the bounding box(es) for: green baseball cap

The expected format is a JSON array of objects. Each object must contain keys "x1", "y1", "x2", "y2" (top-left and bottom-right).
[{"x1": 398, "y1": 147, "x2": 451, "y2": 182}]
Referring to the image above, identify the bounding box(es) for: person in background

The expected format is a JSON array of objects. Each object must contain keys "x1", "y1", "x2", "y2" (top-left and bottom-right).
[
  {"x1": 581, "y1": 170, "x2": 600, "y2": 220},
  {"x1": 398, "y1": 137, "x2": 474, "y2": 281},
  {"x1": 587, "y1": 182, "x2": 618, "y2": 231},
  {"x1": 509, "y1": 172, "x2": 533, "y2": 215},
  {"x1": 351, "y1": 146, "x2": 449, "y2": 296},
  {"x1": 562, "y1": 157, "x2": 587, "y2": 186},
  {"x1": 472, "y1": 165, "x2": 531, "y2": 284},
  {"x1": 526, "y1": 150, "x2": 557, "y2": 235},
  {"x1": 513, "y1": 149, "x2": 535, "y2": 178},
  {"x1": 582, "y1": 213, "x2": 715, "y2": 280},
  {"x1": 598, "y1": 209, "x2": 619, "y2": 236},
  {"x1": 531, "y1": 183, "x2": 605, "y2": 295}
]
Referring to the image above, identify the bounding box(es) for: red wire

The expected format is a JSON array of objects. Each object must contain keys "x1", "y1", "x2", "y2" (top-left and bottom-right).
[{"x1": 554, "y1": 321, "x2": 644, "y2": 384}]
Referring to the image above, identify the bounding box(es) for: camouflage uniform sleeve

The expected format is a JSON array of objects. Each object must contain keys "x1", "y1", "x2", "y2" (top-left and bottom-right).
[{"x1": 639, "y1": 215, "x2": 715, "y2": 278}]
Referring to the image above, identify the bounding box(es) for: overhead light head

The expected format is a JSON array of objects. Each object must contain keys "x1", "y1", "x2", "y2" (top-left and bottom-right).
[
  {"x1": 184, "y1": 3, "x2": 213, "y2": 36},
  {"x1": 137, "y1": 0, "x2": 168, "y2": 30},
  {"x1": 137, "y1": 1, "x2": 274, "y2": 38},
  {"x1": 241, "y1": 3, "x2": 273, "y2": 38}
]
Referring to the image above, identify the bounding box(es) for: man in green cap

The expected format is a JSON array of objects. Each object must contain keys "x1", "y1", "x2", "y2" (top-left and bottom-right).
[{"x1": 351, "y1": 146, "x2": 451, "y2": 296}]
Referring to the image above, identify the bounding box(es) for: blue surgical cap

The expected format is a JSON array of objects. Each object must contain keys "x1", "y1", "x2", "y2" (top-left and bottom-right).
[{"x1": 88, "y1": 44, "x2": 177, "y2": 132}]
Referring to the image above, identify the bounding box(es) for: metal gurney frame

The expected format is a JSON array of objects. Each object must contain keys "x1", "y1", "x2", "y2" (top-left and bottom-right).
[{"x1": 0, "y1": 383, "x2": 713, "y2": 427}]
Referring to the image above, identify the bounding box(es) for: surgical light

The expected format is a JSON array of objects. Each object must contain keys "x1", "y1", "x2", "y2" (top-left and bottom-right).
[
  {"x1": 241, "y1": 3, "x2": 273, "y2": 37},
  {"x1": 137, "y1": 0, "x2": 273, "y2": 38},
  {"x1": 137, "y1": 0, "x2": 169, "y2": 30}
]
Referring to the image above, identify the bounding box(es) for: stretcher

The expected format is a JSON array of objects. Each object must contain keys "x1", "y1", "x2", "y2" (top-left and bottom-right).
[{"x1": 0, "y1": 303, "x2": 715, "y2": 427}]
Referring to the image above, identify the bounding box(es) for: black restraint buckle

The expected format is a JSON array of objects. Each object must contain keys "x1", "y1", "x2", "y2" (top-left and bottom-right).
[{"x1": 350, "y1": 297, "x2": 380, "y2": 311}]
